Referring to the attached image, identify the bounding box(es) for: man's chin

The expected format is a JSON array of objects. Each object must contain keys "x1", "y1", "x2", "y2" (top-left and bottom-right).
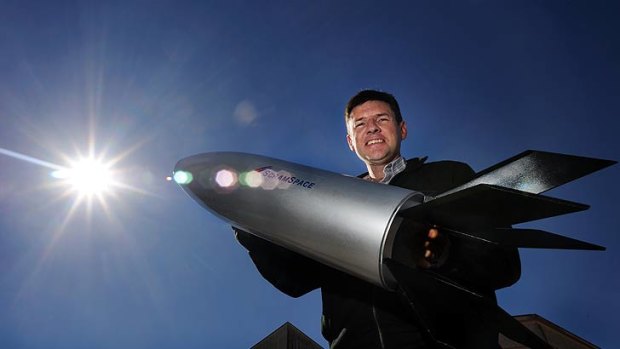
[{"x1": 363, "y1": 154, "x2": 394, "y2": 166}]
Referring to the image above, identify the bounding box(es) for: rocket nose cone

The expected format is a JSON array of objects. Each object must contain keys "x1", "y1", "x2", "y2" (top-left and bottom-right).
[
  {"x1": 173, "y1": 152, "x2": 244, "y2": 190},
  {"x1": 173, "y1": 153, "x2": 218, "y2": 186},
  {"x1": 173, "y1": 152, "x2": 249, "y2": 204}
]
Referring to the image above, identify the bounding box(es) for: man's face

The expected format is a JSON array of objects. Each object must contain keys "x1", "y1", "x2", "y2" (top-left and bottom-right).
[{"x1": 346, "y1": 100, "x2": 407, "y2": 166}]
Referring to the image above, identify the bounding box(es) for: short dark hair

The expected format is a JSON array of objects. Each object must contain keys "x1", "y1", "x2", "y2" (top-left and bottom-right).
[{"x1": 344, "y1": 89, "x2": 403, "y2": 124}]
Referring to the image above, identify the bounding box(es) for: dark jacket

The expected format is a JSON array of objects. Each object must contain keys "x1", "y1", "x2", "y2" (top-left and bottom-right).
[{"x1": 236, "y1": 158, "x2": 521, "y2": 349}]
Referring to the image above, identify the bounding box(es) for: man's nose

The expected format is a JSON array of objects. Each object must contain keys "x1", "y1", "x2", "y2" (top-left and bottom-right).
[{"x1": 366, "y1": 120, "x2": 380, "y2": 133}]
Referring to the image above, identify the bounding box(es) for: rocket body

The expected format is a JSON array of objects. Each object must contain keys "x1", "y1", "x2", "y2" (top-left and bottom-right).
[{"x1": 174, "y1": 152, "x2": 424, "y2": 288}]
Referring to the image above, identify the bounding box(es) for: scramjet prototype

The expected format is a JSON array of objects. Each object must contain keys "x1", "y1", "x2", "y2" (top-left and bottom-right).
[{"x1": 174, "y1": 150, "x2": 614, "y2": 349}]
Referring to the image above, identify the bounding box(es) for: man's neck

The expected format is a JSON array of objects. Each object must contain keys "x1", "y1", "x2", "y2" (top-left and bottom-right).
[{"x1": 367, "y1": 164, "x2": 386, "y2": 181}]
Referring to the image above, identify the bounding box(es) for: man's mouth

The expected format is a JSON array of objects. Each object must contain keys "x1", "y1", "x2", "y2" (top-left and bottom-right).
[{"x1": 366, "y1": 139, "x2": 385, "y2": 146}]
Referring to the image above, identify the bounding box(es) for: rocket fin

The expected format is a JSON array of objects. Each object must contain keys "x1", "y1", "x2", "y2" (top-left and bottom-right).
[
  {"x1": 440, "y1": 227, "x2": 605, "y2": 250},
  {"x1": 400, "y1": 184, "x2": 588, "y2": 228},
  {"x1": 439, "y1": 150, "x2": 616, "y2": 197}
]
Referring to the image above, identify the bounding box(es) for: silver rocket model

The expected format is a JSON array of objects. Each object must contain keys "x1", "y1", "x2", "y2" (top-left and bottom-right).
[
  {"x1": 174, "y1": 150, "x2": 614, "y2": 349},
  {"x1": 174, "y1": 151, "x2": 425, "y2": 288}
]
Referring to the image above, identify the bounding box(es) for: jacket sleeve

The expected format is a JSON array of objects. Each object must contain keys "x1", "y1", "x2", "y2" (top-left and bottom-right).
[
  {"x1": 436, "y1": 162, "x2": 521, "y2": 292},
  {"x1": 234, "y1": 228, "x2": 325, "y2": 297}
]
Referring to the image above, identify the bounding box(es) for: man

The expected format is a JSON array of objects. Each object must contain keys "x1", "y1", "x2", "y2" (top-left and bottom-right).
[{"x1": 235, "y1": 90, "x2": 520, "y2": 348}]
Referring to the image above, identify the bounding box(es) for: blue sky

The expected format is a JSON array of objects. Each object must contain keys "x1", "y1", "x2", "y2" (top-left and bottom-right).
[{"x1": 0, "y1": 1, "x2": 618, "y2": 348}]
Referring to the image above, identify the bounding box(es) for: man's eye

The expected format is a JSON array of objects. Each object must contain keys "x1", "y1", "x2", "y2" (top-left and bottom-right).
[{"x1": 354, "y1": 122, "x2": 364, "y2": 128}]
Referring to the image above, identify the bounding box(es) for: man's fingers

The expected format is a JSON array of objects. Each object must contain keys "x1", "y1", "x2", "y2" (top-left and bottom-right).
[
  {"x1": 424, "y1": 228, "x2": 439, "y2": 260},
  {"x1": 418, "y1": 226, "x2": 447, "y2": 268},
  {"x1": 428, "y1": 228, "x2": 439, "y2": 239}
]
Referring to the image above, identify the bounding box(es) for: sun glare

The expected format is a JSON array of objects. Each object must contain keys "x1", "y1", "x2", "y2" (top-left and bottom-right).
[
  {"x1": 1, "y1": 145, "x2": 151, "y2": 232},
  {"x1": 52, "y1": 158, "x2": 114, "y2": 196}
]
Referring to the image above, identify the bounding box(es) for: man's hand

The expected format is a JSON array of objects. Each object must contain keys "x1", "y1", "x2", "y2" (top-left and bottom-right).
[{"x1": 417, "y1": 226, "x2": 450, "y2": 269}]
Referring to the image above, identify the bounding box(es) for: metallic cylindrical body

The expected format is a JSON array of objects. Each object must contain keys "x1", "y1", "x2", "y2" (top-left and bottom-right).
[{"x1": 175, "y1": 152, "x2": 423, "y2": 289}]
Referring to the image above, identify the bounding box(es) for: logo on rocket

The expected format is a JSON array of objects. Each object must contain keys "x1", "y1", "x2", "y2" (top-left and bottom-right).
[{"x1": 255, "y1": 165, "x2": 316, "y2": 189}]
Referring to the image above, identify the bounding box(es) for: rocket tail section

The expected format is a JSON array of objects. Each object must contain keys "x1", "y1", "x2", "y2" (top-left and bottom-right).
[{"x1": 399, "y1": 184, "x2": 605, "y2": 250}]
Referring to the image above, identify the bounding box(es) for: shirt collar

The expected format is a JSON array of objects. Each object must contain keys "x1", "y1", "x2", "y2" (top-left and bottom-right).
[
  {"x1": 381, "y1": 155, "x2": 407, "y2": 183},
  {"x1": 364, "y1": 156, "x2": 407, "y2": 184}
]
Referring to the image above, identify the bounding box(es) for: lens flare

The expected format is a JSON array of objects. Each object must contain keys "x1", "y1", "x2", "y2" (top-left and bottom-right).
[
  {"x1": 243, "y1": 170, "x2": 263, "y2": 188},
  {"x1": 215, "y1": 169, "x2": 237, "y2": 188},
  {"x1": 173, "y1": 171, "x2": 193, "y2": 185}
]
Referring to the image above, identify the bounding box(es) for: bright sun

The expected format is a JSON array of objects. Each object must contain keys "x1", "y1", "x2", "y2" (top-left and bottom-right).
[
  {"x1": 1, "y1": 146, "x2": 149, "y2": 223},
  {"x1": 51, "y1": 157, "x2": 115, "y2": 197}
]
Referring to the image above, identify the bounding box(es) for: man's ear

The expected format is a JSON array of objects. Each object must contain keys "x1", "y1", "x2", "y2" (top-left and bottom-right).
[
  {"x1": 346, "y1": 134, "x2": 355, "y2": 152},
  {"x1": 400, "y1": 121, "x2": 408, "y2": 140}
]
